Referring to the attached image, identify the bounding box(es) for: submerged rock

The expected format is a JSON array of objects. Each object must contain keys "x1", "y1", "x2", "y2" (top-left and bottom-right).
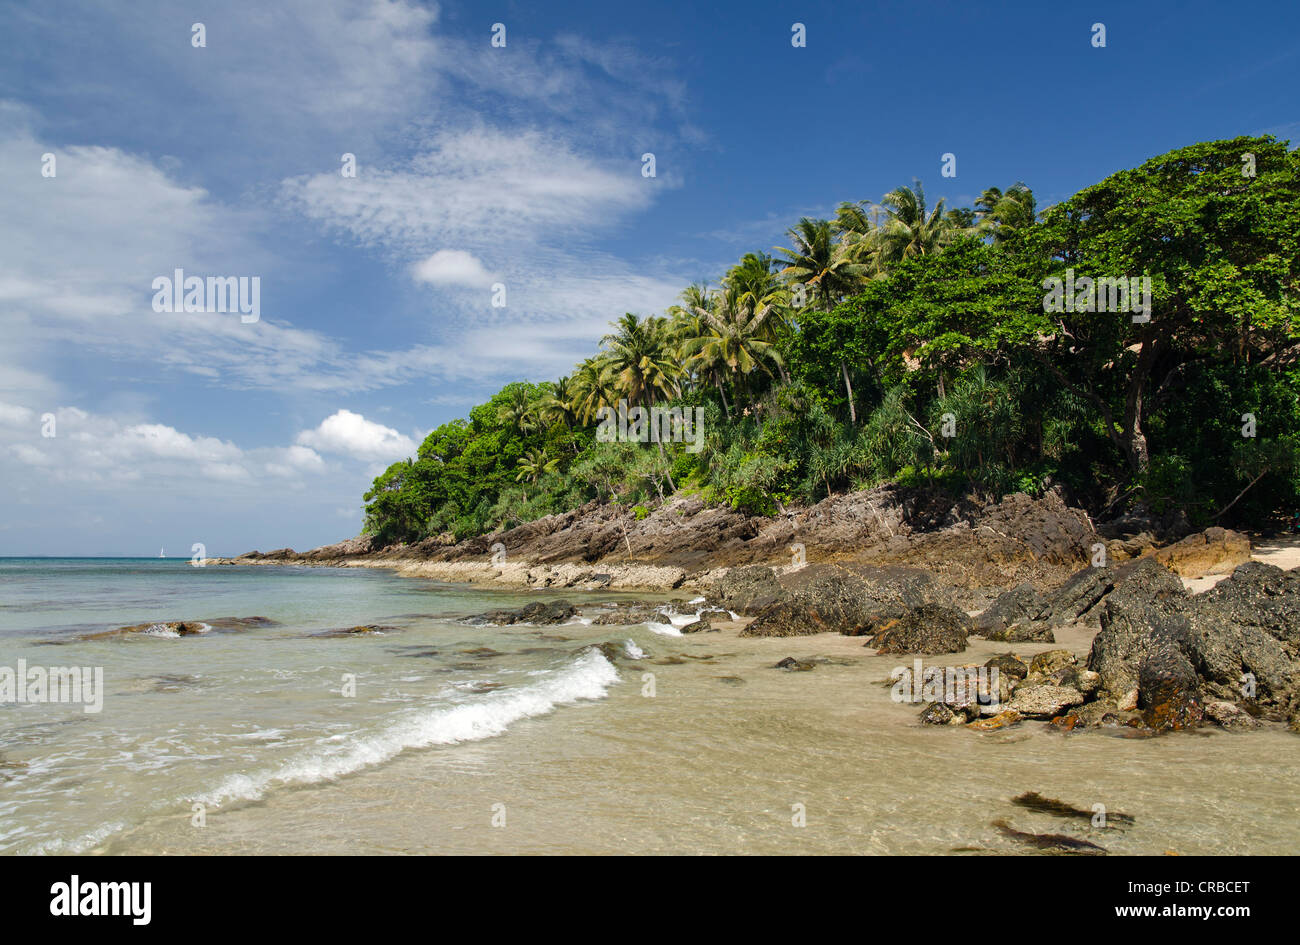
[
  {"x1": 774, "y1": 656, "x2": 814, "y2": 672},
  {"x1": 992, "y1": 818, "x2": 1107, "y2": 855},
  {"x1": 471, "y1": 600, "x2": 579, "y2": 626}
]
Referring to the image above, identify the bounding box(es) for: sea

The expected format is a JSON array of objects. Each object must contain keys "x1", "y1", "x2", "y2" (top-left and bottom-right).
[{"x1": 2, "y1": 557, "x2": 1298, "y2": 855}]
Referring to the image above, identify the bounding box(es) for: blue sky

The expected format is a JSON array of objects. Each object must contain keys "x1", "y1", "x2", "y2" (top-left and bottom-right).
[{"x1": 1, "y1": 0, "x2": 1297, "y2": 555}]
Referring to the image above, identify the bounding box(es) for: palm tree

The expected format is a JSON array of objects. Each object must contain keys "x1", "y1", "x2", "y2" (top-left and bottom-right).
[
  {"x1": 515, "y1": 448, "x2": 558, "y2": 500},
  {"x1": 496, "y1": 386, "x2": 537, "y2": 435},
  {"x1": 776, "y1": 217, "x2": 871, "y2": 421},
  {"x1": 683, "y1": 286, "x2": 785, "y2": 413},
  {"x1": 601, "y1": 313, "x2": 682, "y2": 410},
  {"x1": 975, "y1": 183, "x2": 1036, "y2": 244},
  {"x1": 724, "y1": 252, "x2": 780, "y2": 303},
  {"x1": 875, "y1": 180, "x2": 955, "y2": 268},
  {"x1": 601, "y1": 312, "x2": 684, "y2": 491},
  {"x1": 537, "y1": 376, "x2": 575, "y2": 427},
  {"x1": 570, "y1": 357, "x2": 618, "y2": 424}
]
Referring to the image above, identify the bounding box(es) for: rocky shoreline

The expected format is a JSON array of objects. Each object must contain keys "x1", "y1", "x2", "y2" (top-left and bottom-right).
[
  {"x1": 205, "y1": 487, "x2": 1300, "y2": 737},
  {"x1": 206, "y1": 488, "x2": 1247, "y2": 596}
]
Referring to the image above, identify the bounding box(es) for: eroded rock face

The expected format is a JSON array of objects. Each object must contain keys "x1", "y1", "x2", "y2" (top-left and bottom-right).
[{"x1": 869, "y1": 603, "x2": 971, "y2": 655}]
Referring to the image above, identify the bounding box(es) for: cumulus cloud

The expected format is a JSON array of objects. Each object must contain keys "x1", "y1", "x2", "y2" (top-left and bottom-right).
[
  {"x1": 413, "y1": 250, "x2": 498, "y2": 289},
  {"x1": 295, "y1": 409, "x2": 417, "y2": 462}
]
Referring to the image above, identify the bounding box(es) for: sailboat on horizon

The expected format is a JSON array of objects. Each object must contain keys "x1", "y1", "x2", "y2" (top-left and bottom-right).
[{"x1": 159, "y1": 547, "x2": 165, "y2": 558}]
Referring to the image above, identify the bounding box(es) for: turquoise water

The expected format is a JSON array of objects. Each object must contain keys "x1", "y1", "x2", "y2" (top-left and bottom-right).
[{"x1": 0, "y1": 559, "x2": 658, "y2": 854}]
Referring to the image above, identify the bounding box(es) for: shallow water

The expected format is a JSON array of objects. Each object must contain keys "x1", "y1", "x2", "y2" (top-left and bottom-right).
[{"x1": 2, "y1": 559, "x2": 1297, "y2": 855}]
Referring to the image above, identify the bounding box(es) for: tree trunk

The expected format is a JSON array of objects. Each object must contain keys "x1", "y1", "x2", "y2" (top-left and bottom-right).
[
  {"x1": 841, "y1": 361, "x2": 857, "y2": 424},
  {"x1": 1122, "y1": 336, "x2": 1159, "y2": 474},
  {"x1": 715, "y1": 377, "x2": 731, "y2": 421}
]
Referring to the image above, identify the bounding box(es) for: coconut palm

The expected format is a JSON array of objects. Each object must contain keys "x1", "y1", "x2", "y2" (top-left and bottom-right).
[
  {"x1": 600, "y1": 313, "x2": 682, "y2": 409},
  {"x1": 684, "y1": 286, "x2": 786, "y2": 414},
  {"x1": 975, "y1": 183, "x2": 1036, "y2": 244},
  {"x1": 515, "y1": 448, "x2": 558, "y2": 500},
  {"x1": 496, "y1": 386, "x2": 537, "y2": 435},
  {"x1": 537, "y1": 376, "x2": 575, "y2": 428},
  {"x1": 875, "y1": 180, "x2": 955, "y2": 268},
  {"x1": 570, "y1": 357, "x2": 618, "y2": 425},
  {"x1": 776, "y1": 217, "x2": 871, "y2": 422}
]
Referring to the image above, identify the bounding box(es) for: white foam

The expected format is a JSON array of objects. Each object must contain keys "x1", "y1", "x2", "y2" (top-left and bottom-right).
[
  {"x1": 644, "y1": 621, "x2": 682, "y2": 637},
  {"x1": 623, "y1": 640, "x2": 646, "y2": 659},
  {"x1": 193, "y1": 650, "x2": 619, "y2": 807}
]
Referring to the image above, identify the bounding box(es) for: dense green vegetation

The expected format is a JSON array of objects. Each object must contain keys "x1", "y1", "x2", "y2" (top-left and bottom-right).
[{"x1": 363, "y1": 137, "x2": 1300, "y2": 545}]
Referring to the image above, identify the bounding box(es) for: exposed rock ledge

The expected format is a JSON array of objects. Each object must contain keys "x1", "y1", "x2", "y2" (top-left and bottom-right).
[{"x1": 204, "y1": 488, "x2": 1253, "y2": 598}]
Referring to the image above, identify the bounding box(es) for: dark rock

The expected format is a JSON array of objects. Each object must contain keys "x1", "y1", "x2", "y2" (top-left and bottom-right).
[
  {"x1": 986, "y1": 654, "x2": 1029, "y2": 679},
  {"x1": 740, "y1": 566, "x2": 882, "y2": 637},
  {"x1": 1087, "y1": 560, "x2": 1190, "y2": 703},
  {"x1": 709, "y1": 565, "x2": 787, "y2": 616},
  {"x1": 1184, "y1": 562, "x2": 1300, "y2": 711},
  {"x1": 774, "y1": 656, "x2": 814, "y2": 672},
  {"x1": 1041, "y1": 565, "x2": 1117, "y2": 624},
  {"x1": 1138, "y1": 639, "x2": 1202, "y2": 731},
  {"x1": 920, "y1": 702, "x2": 960, "y2": 725},
  {"x1": 974, "y1": 583, "x2": 1048, "y2": 634},
  {"x1": 985, "y1": 621, "x2": 1056, "y2": 643},
  {"x1": 680, "y1": 619, "x2": 711, "y2": 634},
  {"x1": 869, "y1": 603, "x2": 971, "y2": 655},
  {"x1": 471, "y1": 600, "x2": 579, "y2": 625}
]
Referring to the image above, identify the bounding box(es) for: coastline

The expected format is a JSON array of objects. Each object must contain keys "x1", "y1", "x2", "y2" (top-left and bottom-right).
[{"x1": 97, "y1": 609, "x2": 1300, "y2": 855}]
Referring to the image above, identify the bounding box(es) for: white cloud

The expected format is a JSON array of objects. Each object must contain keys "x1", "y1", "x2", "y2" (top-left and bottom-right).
[
  {"x1": 281, "y1": 126, "x2": 654, "y2": 252},
  {"x1": 413, "y1": 250, "x2": 497, "y2": 289},
  {"x1": 295, "y1": 409, "x2": 417, "y2": 462}
]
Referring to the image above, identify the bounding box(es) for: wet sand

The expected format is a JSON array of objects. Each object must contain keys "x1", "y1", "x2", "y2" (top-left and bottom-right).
[{"x1": 100, "y1": 616, "x2": 1300, "y2": 856}]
